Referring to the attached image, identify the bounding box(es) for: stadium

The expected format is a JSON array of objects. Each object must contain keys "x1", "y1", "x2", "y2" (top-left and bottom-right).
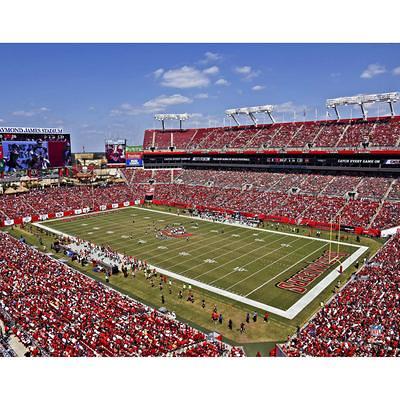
[{"x1": 1, "y1": 86, "x2": 400, "y2": 358}]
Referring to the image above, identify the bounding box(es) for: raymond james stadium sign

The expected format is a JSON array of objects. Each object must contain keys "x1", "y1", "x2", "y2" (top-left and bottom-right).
[{"x1": 0, "y1": 127, "x2": 64, "y2": 134}]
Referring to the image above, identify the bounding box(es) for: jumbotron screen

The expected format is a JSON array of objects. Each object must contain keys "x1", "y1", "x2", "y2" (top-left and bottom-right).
[
  {"x1": 0, "y1": 127, "x2": 72, "y2": 171},
  {"x1": 105, "y1": 139, "x2": 126, "y2": 165}
]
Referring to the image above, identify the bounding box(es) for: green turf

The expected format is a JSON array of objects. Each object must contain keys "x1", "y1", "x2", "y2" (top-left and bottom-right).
[{"x1": 40, "y1": 205, "x2": 360, "y2": 311}]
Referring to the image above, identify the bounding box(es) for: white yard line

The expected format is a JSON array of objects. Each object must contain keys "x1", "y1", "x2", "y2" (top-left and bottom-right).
[
  {"x1": 202, "y1": 236, "x2": 304, "y2": 282},
  {"x1": 179, "y1": 231, "x2": 283, "y2": 276},
  {"x1": 34, "y1": 208, "x2": 369, "y2": 320},
  {"x1": 56, "y1": 215, "x2": 223, "y2": 256},
  {"x1": 226, "y1": 239, "x2": 319, "y2": 291},
  {"x1": 49, "y1": 207, "x2": 260, "y2": 262},
  {"x1": 149, "y1": 225, "x2": 257, "y2": 267},
  {"x1": 129, "y1": 206, "x2": 362, "y2": 248}
]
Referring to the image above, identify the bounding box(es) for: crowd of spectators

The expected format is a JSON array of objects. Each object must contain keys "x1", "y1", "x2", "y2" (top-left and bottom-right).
[
  {"x1": 356, "y1": 177, "x2": 393, "y2": 200},
  {"x1": 0, "y1": 330, "x2": 16, "y2": 357},
  {"x1": 0, "y1": 232, "x2": 243, "y2": 357},
  {"x1": 174, "y1": 341, "x2": 244, "y2": 357},
  {"x1": 1, "y1": 170, "x2": 400, "y2": 231},
  {"x1": 143, "y1": 117, "x2": 400, "y2": 151},
  {"x1": 372, "y1": 202, "x2": 400, "y2": 230},
  {"x1": 0, "y1": 184, "x2": 147, "y2": 220},
  {"x1": 283, "y1": 232, "x2": 400, "y2": 356},
  {"x1": 151, "y1": 170, "x2": 400, "y2": 229}
]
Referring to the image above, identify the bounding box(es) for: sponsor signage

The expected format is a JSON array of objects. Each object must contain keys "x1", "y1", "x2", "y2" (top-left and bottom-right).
[
  {"x1": 126, "y1": 145, "x2": 143, "y2": 167},
  {"x1": 0, "y1": 127, "x2": 64, "y2": 134}
]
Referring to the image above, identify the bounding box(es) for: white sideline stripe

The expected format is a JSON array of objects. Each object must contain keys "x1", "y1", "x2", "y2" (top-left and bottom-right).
[
  {"x1": 33, "y1": 212, "x2": 369, "y2": 320},
  {"x1": 283, "y1": 245, "x2": 369, "y2": 319}
]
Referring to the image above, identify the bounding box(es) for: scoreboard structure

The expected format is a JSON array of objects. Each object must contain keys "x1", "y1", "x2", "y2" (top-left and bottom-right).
[
  {"x1": 0, "y1": 127, "x2": 72, "y2": 172},
  {"x1": 105, "y1": 139, "x2": 126, "y2": 167}
]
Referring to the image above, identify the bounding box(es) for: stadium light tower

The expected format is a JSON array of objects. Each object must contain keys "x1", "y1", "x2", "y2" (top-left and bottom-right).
[
  {"x1": 326, "y1": 92, "x2": 400, "y2": 120},
  {"x1": 154, "y1": 113, "x2": 190, "y2": 131},
  {"x1": 225, "y1": 105, "x2": 275, "y2": 127}
]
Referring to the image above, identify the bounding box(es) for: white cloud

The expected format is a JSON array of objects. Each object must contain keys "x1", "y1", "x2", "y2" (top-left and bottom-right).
[
  {"x1": 330, "y1": 72, "x2": 341, "y2": 78},
  {"x1": 392, "y1": 66, "x2": 400, "y2": 76},
  {"x1": 88, "y1": 106, "x2": 96, "y2": 111},
  {"x1": 188, "y1": 113, "x2": 222, "y2": 127},
  {"x1": 215, "y1": 78, "x2": 230, "y2": 86},
  {"x1": 194, "y1": 93, "x2": 209, "y2": 99},
  {"x1": 201, "y1": 52, "x2": 222, "y2": 64},
  {"x1": 143, "y1": 94, "x2": 192, "y2": 110},
  {"x1": 235, "y1": 65, "x2": 261, "y2": 80},
  {"x1": 0, "y1": 118, "x2": 4, "y2": 123},
  {"x1": 235, "y1": 66, "x2": 252, "y2": 74},
  {"x1": 274, "y1": 101, "x2": 308, "y2": 114},
  {"x1": 12, "y1": 110, "x2": 36, "y2": 117},
  {"x1": 203, "y1": 66, "x2": 219, "y2": 75},
  {"x1": 160, "y1": 66, "x2": 210, "y2": 89},
  {"x1": 360, "y1": 63, "x2": 386, "y2": 79},
  {"x1": 111, "y1": 94, "x2": 192, "y2": 116},
  {"x1": 153, "y1": 68, "x2": 164, "y2": 79},
  {"x1": 12, "y1": 107, "x2": 50, "y2": 118},
  {"x1": 190, "y1": 113, "x2": 204, "y2": 118},
  {"x1": 252, "y1": 85, "x2": 265, "y2": 91}
]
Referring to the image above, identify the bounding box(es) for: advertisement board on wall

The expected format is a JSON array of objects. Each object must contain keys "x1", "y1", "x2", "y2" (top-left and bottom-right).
[{"x1": 126, "y1": 145, "x2": 143, "y2": 167}]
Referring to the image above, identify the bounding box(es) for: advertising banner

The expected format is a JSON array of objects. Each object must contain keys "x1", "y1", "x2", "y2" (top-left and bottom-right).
[{"x1": 126, "y1": 145, "x2": 143, "y2": 167}]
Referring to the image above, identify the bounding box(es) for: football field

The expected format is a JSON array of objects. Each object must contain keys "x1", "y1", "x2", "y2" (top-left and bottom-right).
[{"x1": 38, "y1": 205, "x2": 368, "y2": 319}]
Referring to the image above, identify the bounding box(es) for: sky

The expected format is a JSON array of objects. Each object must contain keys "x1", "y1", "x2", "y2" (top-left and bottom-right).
[{"x1": 0, "y1": 43, "x2": 399, "y2": 152}]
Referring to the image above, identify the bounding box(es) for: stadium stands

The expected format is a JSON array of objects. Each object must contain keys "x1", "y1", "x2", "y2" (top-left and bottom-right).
[
  {"x1": 0, "y1": 336, "x2": 16, "y2": 357},
  {"x1": 372, "y1": 202, "x2": 400, "y2": 230},
  {"x1": 143, "y1": 116, "x2": 400, "y2": 151},
  {"x1": 0, "y1": 184, "x2": 147, "y2": 221},
  {"x1": 0, "y1": 232, "x2": 243, "y2": 357},
  {"x1": 2, "y1": 171, "x2": 400, "y2": 233}
]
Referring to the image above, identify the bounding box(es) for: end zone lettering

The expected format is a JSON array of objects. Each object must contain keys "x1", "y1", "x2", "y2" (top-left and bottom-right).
[{"x1": 276, "y1": 250, "x2": 347, "y2": 294}]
